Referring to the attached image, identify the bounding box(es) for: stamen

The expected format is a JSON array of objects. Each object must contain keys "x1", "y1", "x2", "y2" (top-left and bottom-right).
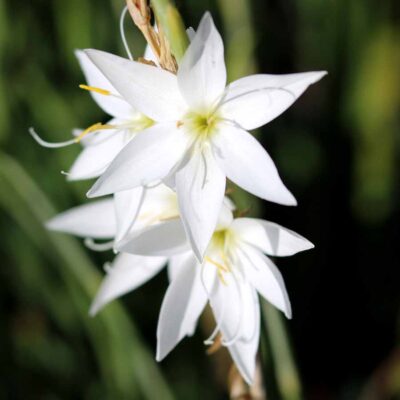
[
  {"x1": 222, "y1": 272, "x2": 244, "y2": 346},
  {"x1": 74, "y1": 122, "x2": 115, "y2": 143},
  {"x1": 84, "y1": 238, "x2": 114, "y2": 252},
  {"x1": 205, "y1": 256, "x2": 229, "y2": 273},
  {"x1": 201, "y1": 262, "x2": 225, "y2": 346},
  {"x1": 29, "y1": 127, "x2": 77, "y2": 148},
  {"x1": 206, "y1": 333, "x2": 223, "y2": 355},
  {"x1": 79, "y1": 84, "x2": 111, "y2": 96},
  {"x1": 103, "y1": 262, "x2": 113, "y2": 274},
  {"x1": 119, "y1": 5, "x2": 134, "y2": 61}
]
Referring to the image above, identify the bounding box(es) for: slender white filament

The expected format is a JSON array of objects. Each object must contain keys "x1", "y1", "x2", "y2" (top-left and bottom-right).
[
  {"x1": 201, "y1": 262, "x2": 226, "y2": 345},
  {"x1": 221, "y1": 271, "x2": 244, "y2": 346},
  {"x1": 84, "y1": 238, "x2": 115, "y2": 251},
  {"x1": 103, "y1": 261, "x2": 113, "y2": 274},
  {"x1": 119, "y1": 6, "x2": 134, "y2": 61},
  {"x1": 29, "y1": 127, "x2": 76, "y2": 148}
]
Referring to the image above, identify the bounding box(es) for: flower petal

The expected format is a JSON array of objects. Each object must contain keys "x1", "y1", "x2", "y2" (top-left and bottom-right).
[
  {"x1": 156, "y1": 254, "x2": 211, "y2": 360},
  {"x1": 176, "y1": 145, "x2": 226, "y2": 261},
  {"x1": 177, "y1": 12, "x2": 226, "y2": 109},
  {"x1": 238, "y1": 244, "x2": 292, "y2": 318},
  {"x1": 117, "y1": 219, "x2": 190, "y2": 256},
  {"x1": 84, "y1": 49, "x2": 185, "y2": 121},
  {"x1": 232, "y1": 218, "x2": 314, "y2": 256},
  {"x1": 68, "y1": 127, "x2": 131, "y2": 181},
  {"x1": 46, "y1": 199, "x2": 116, "y2": 239},
  {"x1": 87, "y1": 123, "x2": 188, "y2": 198},
  {"x1": 75, "y1": 50, "x2": 134, "y2": 118},
  {"x1": 209, "y1": 275, "x2": 260, "y2": 384},
  {"x1": 221, "y1": 71, "x2": 327, "y2": 130},
  {"x1": 90, "y1": 253, "x2": 166, "y2": 315},
  {"x1": 212, "y1": 125, "x2": 296, "y2": 206},
  {"x1": 114, "y1": 187, "x2": 145, "y2": 243},
  {"x1": 167, "y1": 252, "x2": 192, "y2": 282}
]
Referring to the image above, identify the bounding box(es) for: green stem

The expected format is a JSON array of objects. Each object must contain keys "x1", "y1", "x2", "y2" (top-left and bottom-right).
[
  {"x1": 262, "y1": 302, "x2": 303, "y2": 400},
  {"x1": 150, "y1": 0, "x2": 189, "y2": 62}
]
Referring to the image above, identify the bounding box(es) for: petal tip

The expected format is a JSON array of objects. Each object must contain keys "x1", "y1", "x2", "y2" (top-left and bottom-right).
[
  {"x1": 88, "y1": 305, "x2": 99, "y2": 317},
  {"x1": 44, "y1": 219, "x2": 57, "y2": 231},
  {"x1": 155, "y1": 345, "x2": 167, "y2": 362}
]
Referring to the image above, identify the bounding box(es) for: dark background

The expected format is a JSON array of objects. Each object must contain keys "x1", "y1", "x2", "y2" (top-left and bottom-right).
[{"x1": 0, "y1": 0, "x2": 399, "y2": 398}]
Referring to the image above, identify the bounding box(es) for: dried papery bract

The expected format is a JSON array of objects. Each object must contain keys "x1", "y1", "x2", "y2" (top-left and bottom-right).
[
  {"x1": 228, "y1": 362, "x2": 266, "y2": 400},
  {"x1": 125, "y1": 0, "x2": 178, "y2": 72}
]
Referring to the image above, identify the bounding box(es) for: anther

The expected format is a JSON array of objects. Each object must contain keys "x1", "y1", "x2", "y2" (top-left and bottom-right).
[{"x1": 79, "y1": 84, "x2": 111, "y2": 96}]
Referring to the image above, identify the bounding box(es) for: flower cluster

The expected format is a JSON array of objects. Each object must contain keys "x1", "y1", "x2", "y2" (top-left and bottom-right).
[{"x1": 33, "y1": 8, "x2": 325, "y2": 384}]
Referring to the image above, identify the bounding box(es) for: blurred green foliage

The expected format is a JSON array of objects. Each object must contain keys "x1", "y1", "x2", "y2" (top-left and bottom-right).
[{"x1": 0, "y1": 0, "x2": 399, "y2": 399}]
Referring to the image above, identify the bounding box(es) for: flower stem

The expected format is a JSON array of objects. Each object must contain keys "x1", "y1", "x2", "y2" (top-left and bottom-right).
[{"x1": 262, "y1": 302, "x2": 303, "y2": 400}]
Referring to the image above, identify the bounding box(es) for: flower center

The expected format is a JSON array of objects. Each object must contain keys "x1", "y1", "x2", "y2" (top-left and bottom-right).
[
  {"x1": 205, "y1": 228, "x2": 236, "y2": 285},
  {"x1": 182, "y1": 111, "x2": 221, "y2": 141}
]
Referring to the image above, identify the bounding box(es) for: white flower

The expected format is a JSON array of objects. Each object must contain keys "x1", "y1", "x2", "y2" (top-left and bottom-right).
[
  {"x1": 83, "y1": 12, "x2": 326, "y2": 260},
  {"x1": 152, "y1": 214, "x2": 314, "y2": 384},
  {"x1": 30, "y1": 48, "x2": 156, "y2": 181},
  {"x1": 45, "y1": 183, "x2": 232, "y2": 314}
]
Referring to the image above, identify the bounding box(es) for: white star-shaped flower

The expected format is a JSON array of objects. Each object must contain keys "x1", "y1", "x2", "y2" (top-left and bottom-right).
[
  {"x1": 116, "y1": 206, "x2": 313, "y2": 384},
  {"x1": 84, "y1": 12, "x2": 326, "y2": 260},
  {"x1": 45, "y1": 184, "x2": 232, "y2": 314},
  {"x1": 30, "y1": 47, "x2": 156, "y2": 181}
]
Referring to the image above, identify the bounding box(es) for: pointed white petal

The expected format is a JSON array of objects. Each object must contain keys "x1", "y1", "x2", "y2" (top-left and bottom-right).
[
  {"x1": 114, "y1": 187, "x2": 145, "y2": 243},
  {"x1": 209, "y1": 276, "x2": 260, "y2": 384},
  {"x1": 167, "y1": 252, "x2": 192, "y2": 282},
  {"x1": 68, "y1": 128, "x2": 131, "y2": 181},
  {"x1": 212, "y1": 125, "x2": 296, "y2": 206},
  {"x1": 117, "y1": 219, "x2": 190, "y2": 256},
  {"x1": 90, "y1": 253, "x2": 166, "y2": 315},
  {"x1": 232, "y1": 218, "x2": 314, "y2": 256},
  {"x1": 227, "y1": 291, "x2": 260, "y2": 385},
  {"x1": 84, "y1": 49, "x2": 185, "y2": 121},
  {"x1": 75, "y1": 50, "x2": 134, "y2": 118},
  {"x1": 221, "y1": 71, "x2": 327, "y2": 130},
  {"x1": 177, "y1": 12, "x2": 226, "y2": 109},
  {"x1": 87, "y1": 123, "x2": 188, "y2": 198},
  {"x1": 46, "y1": 199, "x2": 116, "y2": 239},
  {"x1": 186, "y1": 27, "x2": 196, "y2": 41},
  {"x1": 156, "y1": 254, "x2": 211, "y2": 360},
  {"x1": 239, "y1": 244, "x2": 292, "y2": 318},
  {"x1": 176, "y1": 145, "x2": 226, "y2": 261}
]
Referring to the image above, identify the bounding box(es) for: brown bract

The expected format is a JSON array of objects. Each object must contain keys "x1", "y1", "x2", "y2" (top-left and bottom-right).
[{"x1": 125, "y1": 0, "x2": 178, "y2": 73}]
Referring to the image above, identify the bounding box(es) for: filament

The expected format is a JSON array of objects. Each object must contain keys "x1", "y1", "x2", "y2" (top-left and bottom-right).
[
  {"x1": 221, "y1": 272, "x2": 244, "y2": 346},
  {"x1": 84, "y1": 238, "x2": 115, "y2": 251},
  {"x1": 75, "y1": 122, "x2": 115, "y2": 143},
  {"x1": 103, "y1": 261, "x2": 113, "y2": 274},
  {"x1": 29, "y1": 127, "x2": 77, "y2": 148},
  {"x1": 202, "y1": 262, "x2": 230, "y2": 346}
]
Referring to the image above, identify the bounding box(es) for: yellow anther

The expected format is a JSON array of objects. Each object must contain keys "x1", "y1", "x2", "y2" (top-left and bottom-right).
[
  {"x1": 79, "y1": 84, "x2": 111, "y2": 96},
  {"x1": 74, "y1": 122, "x2": 115, "y2": 143}
]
